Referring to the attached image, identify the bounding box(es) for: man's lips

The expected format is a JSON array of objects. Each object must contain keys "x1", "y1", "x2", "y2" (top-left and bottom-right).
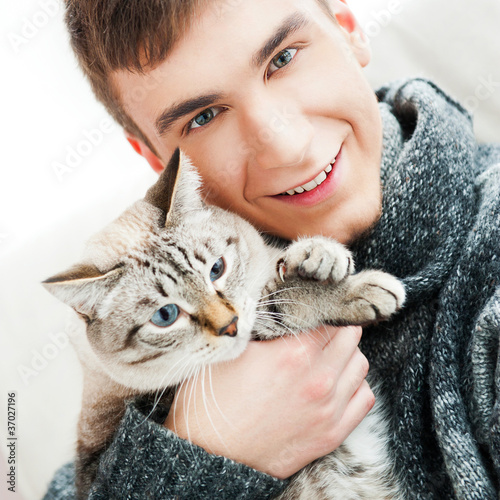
[
  {"x1": 279, "y1": 160, "x2": 335, "y2": 196},
  {"x1": 270, "y1": 147, "x2": 344, "y2": 207}
]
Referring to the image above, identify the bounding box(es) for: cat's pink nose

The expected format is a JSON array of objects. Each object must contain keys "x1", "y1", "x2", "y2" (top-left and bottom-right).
[{"x1": 218, "y1": 316, "x2": 238, "y2": 337}]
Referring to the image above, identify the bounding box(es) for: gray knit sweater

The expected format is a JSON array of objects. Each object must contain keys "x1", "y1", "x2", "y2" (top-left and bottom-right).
[{"x1": 43, "y1": 79, "x2": 500, "y2": 499}]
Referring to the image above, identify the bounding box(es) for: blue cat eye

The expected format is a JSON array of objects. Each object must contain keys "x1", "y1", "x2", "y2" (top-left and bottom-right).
[
  {"x1": 150, "y1": 304, "x2": 179, "y2": 327},
  {"x1": 210, "y1": 257, "x2": 225, "y2": 282}
]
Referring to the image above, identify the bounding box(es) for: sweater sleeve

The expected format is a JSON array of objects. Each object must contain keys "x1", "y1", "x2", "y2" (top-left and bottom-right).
[{"x1": 43, "y1": 400, "x2": 289, "y2": 500}]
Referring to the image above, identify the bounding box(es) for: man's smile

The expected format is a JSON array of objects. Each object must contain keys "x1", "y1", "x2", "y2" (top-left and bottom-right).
[
  {"x1": 271, "y1": 146, "x2": 344, "y2": 208},
  {"x1": 278, "y1": 147, "x2": 340, "y2": 196}
]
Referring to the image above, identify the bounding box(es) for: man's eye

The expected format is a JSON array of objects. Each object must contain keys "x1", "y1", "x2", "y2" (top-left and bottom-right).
[
  {"x1": 267, "y1": 48, "x2": 298, "y2": 77},
  {"x1": 188, "y1": 107, "x2": 222, "y2": 131}
]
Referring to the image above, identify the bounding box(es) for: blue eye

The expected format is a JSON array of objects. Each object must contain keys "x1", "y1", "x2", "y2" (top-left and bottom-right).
[
  {"x1": 151, "y1": 304, "x2": 179, "y2": 327},
  {"x1": 188, "y1": 107, "x2": 223, "y2": 131},
  {"x1": 210, "y1": 257, "x2": 225, "y2": 282},
  {"x1": 194, "y1": 109, "x2": 214, "y2": 127},
  {"x1": 268, "y1": 48, "x2": 298, "y2": 77}
]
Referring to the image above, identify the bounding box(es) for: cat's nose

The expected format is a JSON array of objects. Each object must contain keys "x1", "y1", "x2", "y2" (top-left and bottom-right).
[{"x1": 218, "y1": 316, "x2": 238, "y2": 337}]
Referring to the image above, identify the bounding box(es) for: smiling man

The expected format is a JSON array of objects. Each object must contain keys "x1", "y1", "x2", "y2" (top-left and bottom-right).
[
  {"x1": 114, "y1": 1, "x2": 382, "y2": 244},
  {"x1": 44, "y1": 0, "x2": 500, "y2": 498}
]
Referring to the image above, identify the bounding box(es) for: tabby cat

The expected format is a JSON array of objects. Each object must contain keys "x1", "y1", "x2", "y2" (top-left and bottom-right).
[{"x1": 43, "y1": 149, "x2": 405, "y2": 499}]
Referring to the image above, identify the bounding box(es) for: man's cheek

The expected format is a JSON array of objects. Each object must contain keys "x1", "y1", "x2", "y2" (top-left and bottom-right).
[{"x1": 201, "y1": 178, "x2": 234, "y2": 206}]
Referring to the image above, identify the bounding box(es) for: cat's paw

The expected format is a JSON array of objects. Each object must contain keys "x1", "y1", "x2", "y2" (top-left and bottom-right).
[
  {"x1": 280, "y1": 237, "x2": 354, "y2": 283},
  {"x1": 347, "y1": 271, "x2": 406, "y2": 322}
]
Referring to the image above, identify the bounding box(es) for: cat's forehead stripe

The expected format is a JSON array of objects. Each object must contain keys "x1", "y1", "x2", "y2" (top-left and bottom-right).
[
  {"x1": 193, "y1": 251, "x2": 206, "y2": 265},
  {"x1": 202, "y1": 235, "x2": 240, "y2": 254},
  {"x1": 155, "y1": 282, "x2": 169, "y2": 298},
  {"x1": 163, "y1": 253, "x2": 194, "y2": 278},
  {"x1": 165, "y1": 273, "x2": 178, "y2": 285},
  {"x1": 164, "y1": 242, "x2": 193, "y2": 269},
  {"x1": 176, "y1": 245, "x2": 194, "y2": 269}
]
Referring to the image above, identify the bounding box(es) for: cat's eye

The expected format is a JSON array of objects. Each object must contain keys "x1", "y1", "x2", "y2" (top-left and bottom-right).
[
  {"x1": 150, "y1": 304, "x2": 180, "y2": 327},
  {"x1": 210, "y1": 257, "x2": 225, "y2": 282},
  {"x1": 267, "y1": 48, "x2": 298, "y2": 77}
]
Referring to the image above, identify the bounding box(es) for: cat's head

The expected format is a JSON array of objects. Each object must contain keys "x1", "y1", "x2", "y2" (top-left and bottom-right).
[{"x1": 42, "y1": 150, "x2": 272, "y2": 391}]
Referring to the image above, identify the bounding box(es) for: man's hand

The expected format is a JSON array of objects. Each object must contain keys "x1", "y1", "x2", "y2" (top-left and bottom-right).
[{"x1": 164, "y1": 325, "x2": 373, "y2": 479}]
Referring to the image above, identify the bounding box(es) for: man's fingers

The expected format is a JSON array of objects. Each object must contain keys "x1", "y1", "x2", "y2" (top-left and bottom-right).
[
  {"x1": 319, "y1": 325, "x2": 363, "y2": 376},
  {"x1": 339, "y1": 379, "x2": 376, "y2": 430},
  {"x1": 334, "y1": 347, "x2": 370, "y2": 408},
  {"x1": 322, "y1": 380, "x2": 376, "y2": 453}
]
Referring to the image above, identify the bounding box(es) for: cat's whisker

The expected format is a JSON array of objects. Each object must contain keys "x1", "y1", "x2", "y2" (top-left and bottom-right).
[
  {"x1": 191, "y1": 367, "x2": 203, "y2": 450},
  {"x1": 257, "y1": 299, "x2": 301, "y2": 308},
  {"x1": 253, "y1": 316, "x2": 314, "y2": 371},
  {"x1": 136, "y1": 354, "x2": 195, "y2": 428},
  {"x1": 200, "y1": 365, "x2": 230, "y2": 454},
  {"x1": 259, "y1": 298, "x2": 324, "y2": 315},
  {"x1": 259, "y1": 286, "x2": 300, "y2": 301},
  {"x1": 174, "y1": 363, "x2": 195, "y2": 439},
  {"x1": 183, "y1": 365, "x2": 198, "y2": 445},
  {"x1": 149, "y1": 355, "x2": 193, "y2": 419},
  {"x1": 207, "y1": 364, "x2": 233, "y2": 429},
  {"x1": 153, "y1": 352, "x2": 192, "y2": 397},
  {"x1": 253, "y1": 317, "x2": 299, "y2": 346},
  {"x1": 256, "y1": 311, "x2": 330, "y2": 350},
  {"x1": 256, "y1": 309, "x2": 311, "y2": 326},
  {"x1": 252, "y1": 319, "x2": 293, "y2": 347},
  {"x1": 182, "y1": 365, "x2": 204, "y2": 466}
]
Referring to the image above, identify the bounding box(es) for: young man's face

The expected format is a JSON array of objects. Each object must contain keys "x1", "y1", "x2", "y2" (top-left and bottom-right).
[{"x1": 113, "y1": 0, "x2": 382, "y2": 244}]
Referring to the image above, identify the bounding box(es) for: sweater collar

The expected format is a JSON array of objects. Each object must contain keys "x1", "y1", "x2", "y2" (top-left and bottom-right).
[{"x1": 352, "y1": 79, "x2": 477, "y2": 304}]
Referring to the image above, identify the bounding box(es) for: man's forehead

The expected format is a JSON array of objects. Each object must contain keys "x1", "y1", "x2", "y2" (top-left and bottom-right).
[{"x1": 112, "y1": 0, "x2": 327, "y2": 139}]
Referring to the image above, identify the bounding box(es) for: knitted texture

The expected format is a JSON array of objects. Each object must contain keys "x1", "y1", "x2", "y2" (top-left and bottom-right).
[
  {"x1": 43, "y1": 79, "x2": 500, "y2": 499},
  {"x1": 353, "y1": 79, "x2": 500, "y2": 499},
  {"x1": 89, "y1": 400, "x2": 287, "y2": 499},
  {"x1": 44, "y1": 399, "x2": 288, "y2": 500}
]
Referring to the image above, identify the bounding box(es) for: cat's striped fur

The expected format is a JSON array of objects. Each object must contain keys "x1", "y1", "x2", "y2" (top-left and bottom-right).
[{"x1": 43, "y1": 149, "x2": 405, "y2": 499}]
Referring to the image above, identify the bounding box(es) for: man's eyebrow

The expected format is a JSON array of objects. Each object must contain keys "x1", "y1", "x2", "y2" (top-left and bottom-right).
[
  {"x1": 252, "y1": 12, "x2": 310, "y2": 68},
  {"x1": 155, "y1": 92, "x2": 225, "y2": 136},
  {"x1": 154, "y1": 13, "x2": 309, "y2": 137}
]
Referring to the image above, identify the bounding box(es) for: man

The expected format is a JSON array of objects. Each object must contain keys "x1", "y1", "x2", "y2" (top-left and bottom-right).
[{"x1": 45, "y1": 0, "x2": 500, "y2": 497}]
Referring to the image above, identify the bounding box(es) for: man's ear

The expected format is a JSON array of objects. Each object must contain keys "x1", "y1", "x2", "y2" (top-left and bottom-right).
[
  {"x1": 125, "y1": 132, "x2": 165, "y2": 174},
  {"x1": 329, "y1": 0, "x2": 371, "y2": 67}
]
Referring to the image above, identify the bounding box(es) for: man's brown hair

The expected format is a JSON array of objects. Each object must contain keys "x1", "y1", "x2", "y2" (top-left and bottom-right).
[{"x1": 65, "y1": 0, "x2": 334, "y2": 154}]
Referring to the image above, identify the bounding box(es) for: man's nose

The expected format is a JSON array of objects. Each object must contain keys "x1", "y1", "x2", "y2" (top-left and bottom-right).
[{"x1": 241, "y1": 98, "x2": 314, "y2": 170}]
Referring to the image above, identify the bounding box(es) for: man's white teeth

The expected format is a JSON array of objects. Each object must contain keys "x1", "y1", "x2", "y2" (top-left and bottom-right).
[{"x1": 283, "y1": 161, "x2": 334, "y2": 196}]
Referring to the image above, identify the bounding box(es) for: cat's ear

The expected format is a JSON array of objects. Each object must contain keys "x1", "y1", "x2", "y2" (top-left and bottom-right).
[
  {"x1": 42, "y1": 263, "x2": 123, "y2": 321},
  {"x1": 144, "y1": 148, "x2": 203, "y2": 227}
]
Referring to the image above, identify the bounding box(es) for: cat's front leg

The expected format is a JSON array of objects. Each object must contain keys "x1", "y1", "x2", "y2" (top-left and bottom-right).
[
  {"x1": 257, "y1": 236, "x2": 405, "y2": 339},
  {"x1": 278, "y1": 236, "x2": 354, "y2": 283},
  {"x1": 257, "y1": 237, "x2": 355, "y2": 339}
]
